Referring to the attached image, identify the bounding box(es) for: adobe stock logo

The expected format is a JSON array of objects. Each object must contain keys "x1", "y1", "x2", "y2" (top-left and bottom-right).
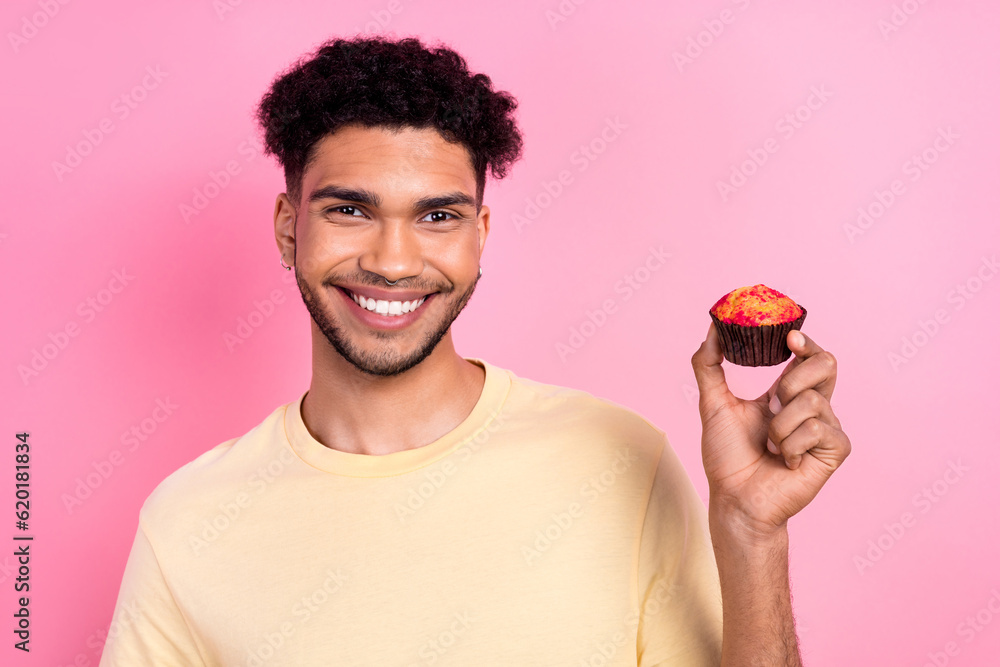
[
  {"x1": 921, "y1": 589, "x2": 1000, "y2": 667},
  {"x1": 7, "y1": 0, "x2": 71, "y2": 54},
  {"x1": 877, "y1": 0, "x2": 932, "y2": 40},
  {"x1": 556, "y1": 246, "x2": 671, "y2": 362},
  {"x1": 512, "y1": 116, "x2": 628, "y2": 233},
  {"x1": 223, "y1": 289, "x2": 288, "y2": 353},
  {"x1": 853, "y1": 459, "x2": 969, "y2": 575},
  {"x1": 522, "y1": 446, "x2": 638, "y2": 566},
  {"x1": 62, "y1": 397, "x2": 179, "y2": 514},
  {"x1": 213, "y1": 0, "x2": 245, "y2": 20},
  {"x1": 188, "y1": 447, "x2": 297, "y2": 556},
  {"x1": 715, "y1": 84, "x2": 832, "y2": 202},
  {"x1": 405, "y1": 611, "x2": 475, "y2": 667},
  {"x1": 350, "y1": 0, "x2": 418, "y2": 35},
  {"x1": 887, "y1": 254, "x2": 997, "y2": 372},
  {"x1": 394, "y1": 410, "x2": 508, "y2": 523},
  {"x1": 17, "y1": 268, "x2": 135, "y2": 386},
  {"x1": 844, "y1": 126, "x2": 958, "y2": 244},
  {"x1": 243, "y1": 566, "x2": 351, "y2": 666},
  {"x1": 51, "y1": 66, "x2": 169, "y2": 182},
  {"x1": 179, "y1": 136, "x2": 263, "y2": 224},
  {"x1": 672, "y1": 0, "x2": 752, "y2": 73}
]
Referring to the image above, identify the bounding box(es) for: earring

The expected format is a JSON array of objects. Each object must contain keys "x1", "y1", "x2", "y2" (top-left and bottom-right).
[
  {"x1": 479, "y1": 267, "x2": 483, "y2": 277},
  {"x1": 280, "y1": 257, "x2": 292, "y2": 271}
]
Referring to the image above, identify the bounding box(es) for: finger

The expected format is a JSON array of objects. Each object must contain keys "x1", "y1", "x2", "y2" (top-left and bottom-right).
[
  {"x1": 767, "y1": 330, "x2": 815, "y2": 386},
  {"x1": 776, "y1": 418, "x2": 851, "y2": 472},
  {"x1": 756, "y1": 330, "x2": 818, "y2": 408},
  {"x1": 759, "y1": 356, "x2": 798, "y2": 412},
  {"x1": 768, "y1": 389, "x2": 843, "y2": 447},
  {"x1": 691, "y1": 322, "x2": 735, "y2": 417},
  {"x1": 776, "y1": 332, "x2": 838, "y2": 403}
]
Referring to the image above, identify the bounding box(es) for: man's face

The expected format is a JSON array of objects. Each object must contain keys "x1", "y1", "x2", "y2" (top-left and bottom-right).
[{"x1": 279, "y1": 124, "x2": 489, "y2": 377}]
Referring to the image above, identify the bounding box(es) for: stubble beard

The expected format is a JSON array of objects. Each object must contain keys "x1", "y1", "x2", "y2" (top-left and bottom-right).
[{"x1": 295, "y1": 265, "x2": 480, "y2": 377}]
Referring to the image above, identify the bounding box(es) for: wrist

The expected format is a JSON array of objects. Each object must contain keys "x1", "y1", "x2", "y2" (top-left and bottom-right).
[{"x1": 708, "y1": 493, "x2": 789, "y2": 549}]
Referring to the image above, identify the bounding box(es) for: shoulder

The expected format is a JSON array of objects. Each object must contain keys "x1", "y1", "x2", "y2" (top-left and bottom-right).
[
  {"x1": 503, "y1": 368, "x2": 669, "y2": 464},
  {"x1": 136, "y1": 401, "x2": 292, "y2": 529}
]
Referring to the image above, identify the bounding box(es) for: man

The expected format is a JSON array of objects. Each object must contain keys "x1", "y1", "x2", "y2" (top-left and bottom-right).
[{"x1": 100, "y1": 35, "x2": 850, "y2": 666}]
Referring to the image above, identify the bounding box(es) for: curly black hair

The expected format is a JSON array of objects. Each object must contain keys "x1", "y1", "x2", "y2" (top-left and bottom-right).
[{"x1": 254, "y1": 34, "x2": 524, "y2": 211}]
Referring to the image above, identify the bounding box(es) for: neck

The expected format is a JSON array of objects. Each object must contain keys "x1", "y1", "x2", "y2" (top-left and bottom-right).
[{"x1": 300, "y1": 325, "x2": 485, "y2": 456}]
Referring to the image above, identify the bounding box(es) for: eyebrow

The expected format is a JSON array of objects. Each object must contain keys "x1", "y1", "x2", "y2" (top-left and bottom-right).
[{"x1": 308, "y1": 185, "x2": 477, "y2": 211}]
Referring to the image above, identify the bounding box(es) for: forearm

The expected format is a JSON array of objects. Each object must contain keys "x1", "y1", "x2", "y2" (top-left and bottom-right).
[{"x1": 709, "y1": 503, "x2": 802, "y2": 667}]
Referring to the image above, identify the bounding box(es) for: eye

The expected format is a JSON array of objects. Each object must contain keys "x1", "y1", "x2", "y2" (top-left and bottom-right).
[
  {"x1": 420, "y1": 210, "x2": 458, "y2": 223},
  {"x1": 327, "y1": 205, "x2": 367, "y2": 217}
]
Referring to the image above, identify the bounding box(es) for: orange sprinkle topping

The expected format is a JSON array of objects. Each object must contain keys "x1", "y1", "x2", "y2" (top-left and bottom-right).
[{"x1": 710, "y1": 284, "x2": 802, "y2": 326}]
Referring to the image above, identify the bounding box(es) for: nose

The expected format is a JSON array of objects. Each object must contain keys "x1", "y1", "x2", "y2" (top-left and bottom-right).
[{"x1": 358, "y1": 219, "x2": 423, "y2": 283}]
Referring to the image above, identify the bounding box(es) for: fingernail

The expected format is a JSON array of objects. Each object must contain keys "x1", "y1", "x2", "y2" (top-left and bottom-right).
[
  {"x1": 767, "y1": 439, "x2": 779, "y2": 455},
  {"x1": 769, "y1": 393, "x2": 783, "y2": 414},
  {"x1": 790, "y1": 331, "x2": 804, "y2": 348}
]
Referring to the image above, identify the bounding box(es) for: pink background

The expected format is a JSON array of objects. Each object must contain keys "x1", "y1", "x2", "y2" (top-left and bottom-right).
[{"x1": 3, "y1": 1, "x2": 999, "y2": 664}]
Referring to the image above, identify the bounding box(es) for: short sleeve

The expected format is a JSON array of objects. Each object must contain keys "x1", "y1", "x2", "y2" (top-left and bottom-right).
[
  {"x1": 635, "y1": 434, "x2": 723, "y2": 666},
  {"x1": 99, "y1": 521, "x2": 206, "y2": 667}
]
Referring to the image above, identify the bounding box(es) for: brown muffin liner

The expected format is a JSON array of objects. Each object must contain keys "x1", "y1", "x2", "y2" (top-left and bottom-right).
[{"x1": 710, "y1": 307, "x2": 807, "y2": 367}]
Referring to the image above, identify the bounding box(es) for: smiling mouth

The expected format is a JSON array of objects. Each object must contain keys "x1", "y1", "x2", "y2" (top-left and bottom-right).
[{"x1": 336, "y1": 286, "x2": 436, "y2": 317}]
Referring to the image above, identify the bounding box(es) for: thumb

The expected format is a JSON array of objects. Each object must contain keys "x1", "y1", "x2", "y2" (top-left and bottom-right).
[{"x1": 691, "y1": 321, "x2": 734, "y2": 416}]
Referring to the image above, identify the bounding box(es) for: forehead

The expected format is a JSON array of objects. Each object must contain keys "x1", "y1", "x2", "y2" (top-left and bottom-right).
[{"x1": 302, "y1": 125, "x2": 476, "y2": 197}]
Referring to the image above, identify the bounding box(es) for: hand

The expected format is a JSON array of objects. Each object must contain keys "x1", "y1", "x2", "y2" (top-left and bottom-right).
[{"x1": 690, "y1": 322, "x2": 852, "y2": 538}]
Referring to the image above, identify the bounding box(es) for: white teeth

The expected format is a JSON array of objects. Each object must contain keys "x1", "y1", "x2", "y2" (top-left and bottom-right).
[{"x1": 348, "y1": 290, "x2": 427, "y2": 317}]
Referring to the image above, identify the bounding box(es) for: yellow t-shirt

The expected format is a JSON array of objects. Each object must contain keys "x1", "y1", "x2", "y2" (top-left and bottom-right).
[{"x1": 99, "y1": 358, "x2": 722, "y2": 666}]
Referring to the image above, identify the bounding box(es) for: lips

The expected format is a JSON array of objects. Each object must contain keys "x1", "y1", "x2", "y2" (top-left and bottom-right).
[
  {"x1": 336, "y1": 284, "x2": 433, "y2": 302},
  {"x1": 334, "y1": 284, "x2": 437, "y2": 328}
]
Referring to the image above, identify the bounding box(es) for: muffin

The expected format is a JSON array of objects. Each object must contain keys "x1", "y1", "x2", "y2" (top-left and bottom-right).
[{"x1": 709, "y1": 284, "x2": 806, "y2": 367}]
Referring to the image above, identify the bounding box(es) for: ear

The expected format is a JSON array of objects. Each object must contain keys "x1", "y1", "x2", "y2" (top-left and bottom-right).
[
  {"x1": 274, "y1": 192, "x2": 297, "y2": 263},
  {"x1": 477, "y1": 204, "x2": 490, "y2": 258}
]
